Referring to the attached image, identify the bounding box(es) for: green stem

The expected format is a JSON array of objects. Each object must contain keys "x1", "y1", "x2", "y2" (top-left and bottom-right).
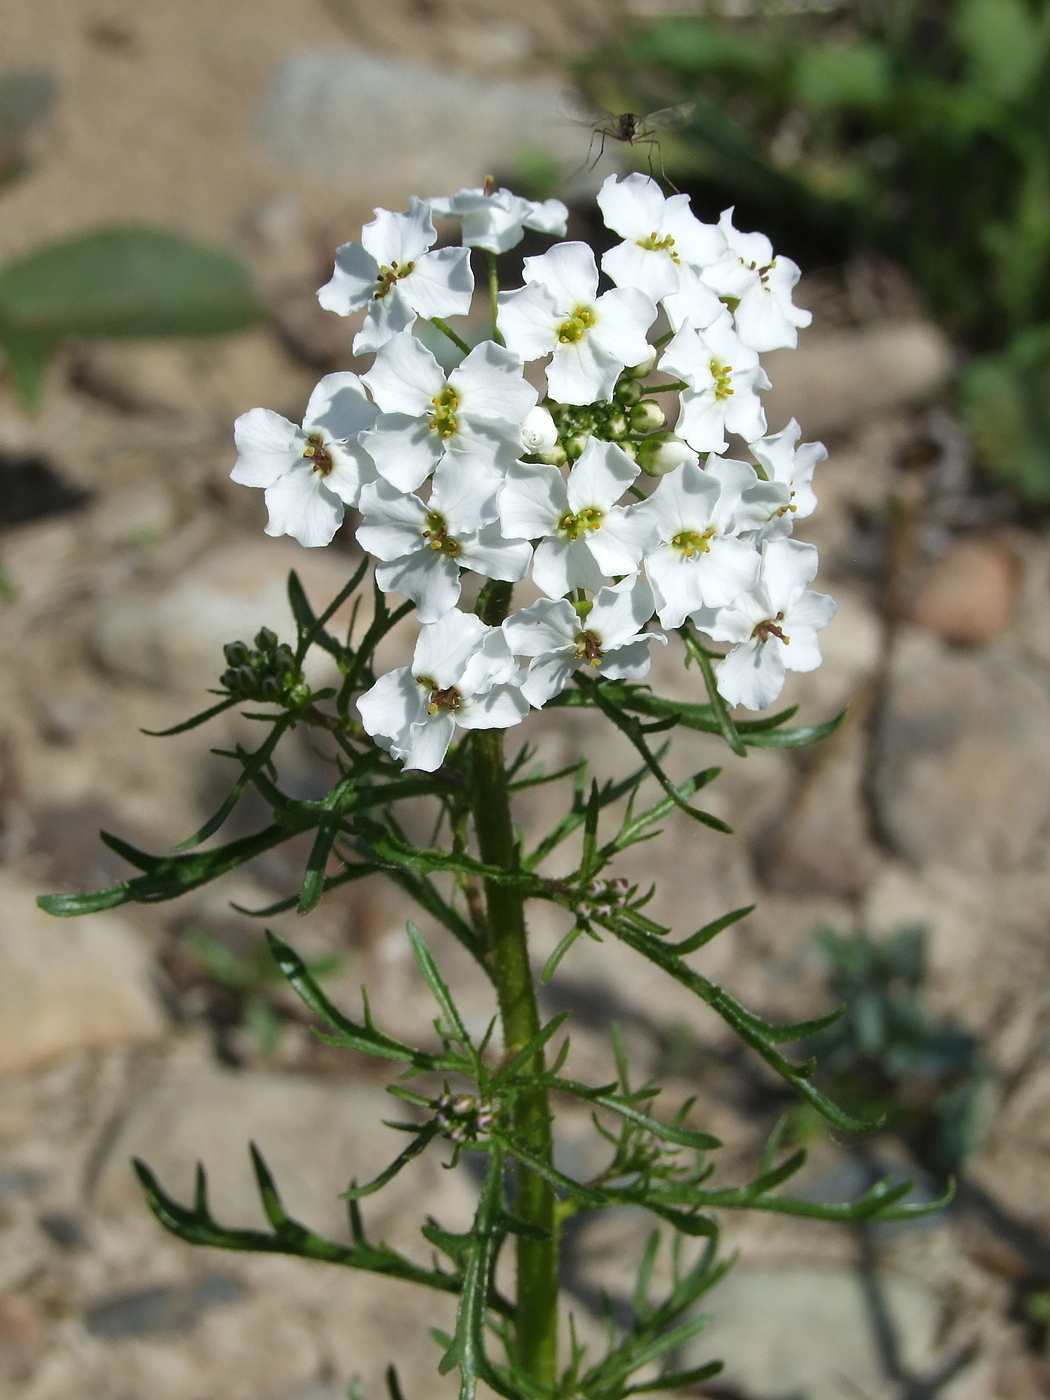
[
  {"x1": 486, "y1": 251, "x2": 505, "y2": 346},
  {"x1": 431, "y1": 317, "x2": 471, "y2": 354},
  {"x1": 470, "y1": 590, "x2": 558, "y2": 1389}
]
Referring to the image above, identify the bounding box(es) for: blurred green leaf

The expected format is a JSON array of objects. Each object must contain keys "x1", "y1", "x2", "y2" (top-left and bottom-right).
[
  {"x1": 960, "y1": 327, "x2": 1050, "y2": 501},
  {"x1": 952, "y1": 0, "x2": 1046, "y2": 101},
  {"x1": 0, "y1": 225, "x2": 260, "y2": 409},
  {"x1": 792, "y1": 42, "x2": 892, "y2": 111}
]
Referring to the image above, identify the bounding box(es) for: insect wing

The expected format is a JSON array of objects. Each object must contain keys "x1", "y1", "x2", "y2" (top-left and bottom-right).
[{"x1": 637, "y1": 102, "x2": 697, "y2": 135}]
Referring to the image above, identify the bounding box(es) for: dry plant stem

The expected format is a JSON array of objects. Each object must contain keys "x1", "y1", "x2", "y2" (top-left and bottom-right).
[{"x1": 471, "y1": 576, "x2": 558, "y2": 1387}]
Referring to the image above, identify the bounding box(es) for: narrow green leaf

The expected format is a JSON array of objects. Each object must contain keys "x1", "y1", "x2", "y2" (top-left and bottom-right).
[
  {"x1": 176, "y1": 713, "x2": 297, "y2": 850},
  {"x1": 343, "y1": 1125, "x2": 441, "y2": 1199},
  {"x1": 492, "y1": 1011, "x2": 570, "y2": 1087},
  {"x1": 539, "y1": 925, "x2": 585, "y2": 983},
  {"x1": 140, "y1": 695, "x2": 238, "y2": 736},
  {"x1": 672, "y1": 904, "x2": 755, "y2": 956},
  {"x1": 681, "y1": 626, "x2": 746, "y2": 757},
  {"x1": 406, "y1": 923, "x2": 474, "y2": 1055},
  {"x1": 624, "y1": 1360, "x2": 723, "y2": 1393}
]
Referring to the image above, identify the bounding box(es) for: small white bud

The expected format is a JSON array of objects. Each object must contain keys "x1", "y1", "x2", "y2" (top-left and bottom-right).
[
  {"x1": 639, "y1": 436, "x2": 697, "y2": 477},
  {"x1": 626, "y1": 349, "x2": 657, "y2": 379},
  {"x1": 631, "y1": 401, "x2": 665, "y2": 433},
  {"x1": 521, "y1": 405, "x2": 559, "y2": 456}
]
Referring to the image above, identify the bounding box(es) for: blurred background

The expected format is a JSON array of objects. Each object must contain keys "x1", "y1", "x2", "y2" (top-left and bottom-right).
[{"x1": 2, "y1": 1, "x2": 1050, "y2": 1398}]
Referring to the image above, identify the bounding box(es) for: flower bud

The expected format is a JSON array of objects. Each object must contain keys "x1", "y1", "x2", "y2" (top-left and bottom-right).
[
  {"x1": 260, "y1": 676, "x2": 281, "y2": 701},
  {"x1": 630, "y1": 400, "x2": 665, "y2": 433},
  {"x1": 616, "y1": 378, "x2": 643, "y2": 405},
  {"x1": 618, "y1": 440, "x2": 638, "y2": 463},
  {"x1": 220, "y1": 667, "x2": 241, "y2": 692},
  {"x1": 625, "y1": 350, "x2": 657, "y2": 380},
  {"x1": 539, "y1": 444, "x2": 568, "y2": 466},
  {"x1": 566, "y1": 433, "x2": 589, "y2": 460},
  {"x1": 223, "y1": 640, "x2": 250, "y2": 667},
  {"x1": 638, "y1": 435, "x2": 697, "y2": 477},
  {"x1": 521, "y1": 405, "x2": 558, "y2": 456},
  {"x1": 236, "y1": 664, "x2": 256, "y2": 690},
  {"x1": 607, "y1": 414, "x2": 629, "y2": 438},
  {"x1": 255, "y1": 627, "x2": 278, "y2": 653}
]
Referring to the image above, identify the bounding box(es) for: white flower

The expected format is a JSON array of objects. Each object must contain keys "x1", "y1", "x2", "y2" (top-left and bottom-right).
[
  {"x1": 634, "y1": 456, "x2": 763, "y2": 628},
  {"x1": 597, "y1": 173, "x2": 725, "y2": 303},
  {"x1": 498, "y1": 439, "x2": 649, "y2": 598},
  {"x1": 746, "y1": 418, "x2": 825, "y2": 539},
  {"x1": 521, "y1": 405, "x2": 559, "y2": 457},
  {"x1": 358, "y1": 611, "x2": 528, "y2": 771},
  {"x1": 660, "y1": 314, "x2": 770, "y2": 454},
  {"x1": 317, "y1": 199, "x2": 474, "y2": 354},
  {"x1": 498, "y1": 242, "x2": 656, "y2": 405},
  {"x1": 357, "y1": 474, "x2": 532, "y2": 624},
  {"x1": 360, "y1": 334, "x2": 536, "y2": 518},
  {"x1": 231, "y1": 373, "x2": 377, "y2": 548},
  {"x1": 503, "y1": 575, "x2": 665, "y2": 707},
  {"x1": 428, "y1": 186, "x2": 568, "y2": 255},
  {"x1": 700, "y1": 209, "x2": 812, "y2": 353},
  {"x1": 691, "y1": 538, "x2": 836, "y2": 710},
  {"x1": 662, "y1": 261, "x2": 728, "y2": 334}
]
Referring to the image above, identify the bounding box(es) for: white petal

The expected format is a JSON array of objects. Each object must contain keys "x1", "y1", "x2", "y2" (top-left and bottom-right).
[
  {"x1": 359, "y1": 414, "x2": 443, "y2": 492},
  {"x1": 675, "y1": 391, "x2": 729, "y2": 455},
  {"x1": 588, "y1": 575, "x2": 656, "y2": 649},
  {"x1": 458, "y1": 525, "x2": 533, "y2": 583},
  {"x1": 732, "y1": 284, "x2": 799, "y2": 353},
  {"x1": 694, "y1": 535, "x2": 762, "y2": 609},
  {"x1": 376, "y1": 550, "x2": 461, "y2": 624},
  {"x1": 401, "y1": 712, "x2": 457, "y2": 771},
  {"x1": 785, "y1": 588, "x2": 837, "y2": 636},
  {"x1": 525, "y1": 199, "x2": 570, "y2": 237},
  {"x1": 591, "y1": 286, "x2": 657, "y2": 368},
  {"x1": 567, "y1": 439, "x2": 639, "y2": 512},
  {"x1": 358, "y1": 666, "x2": 427, "y2": 746},
  {"x1": 547, "y1": 336, "x2": 621, "y2": 405},
  {"x1": 316, "y1": 242, "x2": 378, "y2": 316},
  {"x1": 304, "y1": 372, "x2": 378, "y2": 439},
  {"x1": 664, "y1": 203, "x2": 725, "y2": 268},
  {"x1": 497, "y1": 283, "x2": 560, "y2": 362},
  {"x1": 354, "y1": 288, "x2": 417, "y2": 354},
  {"x1": 413, "y1": 610, "x2": 489, "y2": 689},
  {"x1": 662, "y1": 265, "x2": 725, "y2": 333},
  {"x1": 361, "y1": 200, "x2": 436, "y2": 267},
  {"x1": 356, "y1": 480, "x2": 429, "y2": 559},
  {"x1": 232, "y1": 408, "x2": 303, "y2": 487},
  {"x1": 597, "y1": 173, "x2": 667, "y2": 240},
  {"x1": 431, "y1": 454, "x2": 503, "y2": 531},
  {"x1": 402, "y1": 246, "x2": 474, "y2": 319},
  {"x1": 521, "y1": 652, "x2": 578, "y2": 707},
  {"x1": 324, "y1": 442, "x2": 376, "y2": 507},
  {"x1": 598, "y1": 635, "x2": 661, "y2": 682},
  {"x1": 503, "y1": 598, "x2": 578, "y2": 657},
  {"x1": 540, "y1": 537, "x2": 608, "y2": 597},
  {"x1": 499, "y1": 462, "x2": 566, "y2": 540},
  {"x1": 760, "y1": 537, "x2": 819, "y2": 611},
  {"x1": 362, "y1": 333, "x2": 445, "y2": 415},
  {"x1": 451, "y1": 341, "x2": 536, "y2": 423},
  {"x1": 457, "y1": 683, "x2": 530, "y2": 730},
  {"x1": 602, "y1": 241, "x2": 679, "y2": 302},
  {"x1": 521, "y1": 405, "x2": 559, "y2": 455},
  {"x1": 716, "y1": 639, "x2": 786, "y2": 711},
  {"x1": 588, "y1": 508, "x2": 649, "y2": 577},
  {"x1": 263, "y1": 465, "x2": 344, "y2": 547},
  {"x1": 522, "y1": 241, "x2": 598, "y2": 307}
]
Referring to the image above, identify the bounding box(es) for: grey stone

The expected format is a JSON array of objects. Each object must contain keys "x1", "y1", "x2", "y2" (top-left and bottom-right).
[
  {"x1": 762, "y1": 321, "x2": 953, "y2": 439},
  {"x1": 92, "y1": 537, "x2": 357, "y2": 694},
  {"x1": 256, "y1": 48, "x2": 620, "y2": 201},
  {"x1": 873, "y1": 629, "x2": 1050, "y2": 871},
  {"x1": 682, "y1": 1263, "x2": 941, "y2": 1400},
  {"x1": 95, "y1": 1057, "x2": 476, "y2": 1248},
  {"x1": 84, "y1": 1275, "x2": 244, "y2": 1339},
  {"x1": 0, "y1": 872, "x2": 164, "y2": 1075}
]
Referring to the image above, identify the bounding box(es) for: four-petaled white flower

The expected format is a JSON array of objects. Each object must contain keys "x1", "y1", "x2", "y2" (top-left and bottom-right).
[
  {"x1": 317, "y1": 199, "x2": 474, "y2": 354},
  {"x1": 690, "y1": 538, "x2": 836, "y2": 710},
  {"x1": 498, "y1": 243, "x2": 656, "y2": 405},
  {"x1": 700, "y1": 209, "x2": 812, "y2": 353},
  {"x1": 231, "y1": 373, "x2": 378, "y2": 548},
  {"x1": 633, "y1": 457, "x2": 762, "y2": 628},
  {"x1": 358, "y1": 611, "x2": 528, "y2": 772},
  {"x1": 357, "y1": 474, "x2": 533, "y2": 624},
  {"x1": 503, "y1": 575, "x2": 665, "y2": 708},
  {"x1": 498, "y1": 439, "x2": 649, "y2": 598},
  {"x1": 428, "y1": 186, "x2": 568, "y2": 254},
  {"x1": 660, "y1": 314, "x2": 770, "y2": 454},
  {"x1": 745, "y1": 418, "x2": 825, "y2": 540},
  {"x1": 598, "y1": 173, "x2": 725, "y2": 303},
  {"x1": 360, "y1": 333, "x2": 536, "y2": 518}
]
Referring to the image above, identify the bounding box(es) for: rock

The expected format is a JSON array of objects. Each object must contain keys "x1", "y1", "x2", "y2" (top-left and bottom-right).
[
  {"x1": 910, "y1": 537, "x2": 1021, "y2": 646},
  {"x1": 95, "y1": 1057, "x2": 475, "y2": 1248},
  {"x1": 0, "y1": 1292, "x2": 47, "y2": 1382},
  {"x1": 872, "y1": 629, "x2": 1050, "y2": 870},
  {"x1": 85, "y1": 478, "x2": 177, "y2": 549},
  {"x1": 762, "y1": 322, "x2": 953, "y2": 439},
  {"x1": 682, "y1": 1263, "x2": 941, "y2": 1400},
  {"x1": 92, "y1": 537, "x2": 360, "y2": 693},
  {"x1": 84, "y1": 1275, "x2": 245, "y2": 1339},
  {"x1": 759, "y1": 718, "x2": 881, "y2": 897},
  {"x1": 255, "y1": 48, "x2": 620, "y2": 200},
  {"x1": 0, "y1": 872, "x2": 163, "y2": 1075}
]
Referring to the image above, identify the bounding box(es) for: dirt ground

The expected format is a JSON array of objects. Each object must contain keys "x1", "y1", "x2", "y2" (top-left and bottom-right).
[{"x1": 1, "y1": 2, "x2": 1050, "y2": 1398}]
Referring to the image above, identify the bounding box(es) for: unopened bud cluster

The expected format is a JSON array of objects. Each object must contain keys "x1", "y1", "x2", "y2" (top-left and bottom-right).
[
  {"x1": 434, "y1": 1091, "x2": 496, "y2": 1145},
  {"x1": 576, "y1": 876, "x2": 633, "y2": 923},
  {"x1": 220, "y1": 629, "x2": 308, "y2": 706}
]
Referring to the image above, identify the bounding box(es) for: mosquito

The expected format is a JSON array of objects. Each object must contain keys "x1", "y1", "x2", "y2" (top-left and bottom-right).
[{"x1": 572, "y1": 100, "x2": 696, "y2": 191}]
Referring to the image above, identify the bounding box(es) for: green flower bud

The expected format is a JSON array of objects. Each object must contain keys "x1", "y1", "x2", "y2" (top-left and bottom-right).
[
  {"x1": 607, "y1": 414, "x2": 629, "y2": 438},
  {"x1": 565, "y1": 434, "x2": 589, "y2": 460},
  {"x1": 255, "y1": 627, "x2": 278, "y2": 652},
  {"x1": 220, "y1": 667, "x2": 241, "y2": 692},
  {"x1": 616, "y1": 378, "x2": 643, "y2": 405},
  {"x1": 631, "y1": 400, "x2": 665, "y2": 433},
  {"x1": 625, "y1": 350, "x2": 657, "y2": 380},
  {"x1": 223, "y1": 640, "x2": 250, "y2": 667}
]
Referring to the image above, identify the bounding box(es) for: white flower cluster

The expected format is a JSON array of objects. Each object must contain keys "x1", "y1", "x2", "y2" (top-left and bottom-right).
[{"x1": 232, "y1": 175, "x2": 835, "y2": 771}]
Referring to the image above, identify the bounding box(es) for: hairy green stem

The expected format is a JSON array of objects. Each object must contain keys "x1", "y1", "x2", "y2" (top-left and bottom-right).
[{"x1": 470, "y1": 585, "x2": 558, "y2": 1387}]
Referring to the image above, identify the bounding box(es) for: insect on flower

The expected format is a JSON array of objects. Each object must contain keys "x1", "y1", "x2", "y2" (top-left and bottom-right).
[{"x1": 572, "y1": 99, "x2": 697, "y2": 190}]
